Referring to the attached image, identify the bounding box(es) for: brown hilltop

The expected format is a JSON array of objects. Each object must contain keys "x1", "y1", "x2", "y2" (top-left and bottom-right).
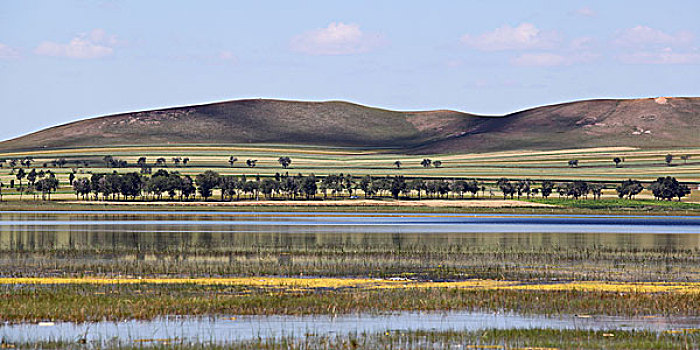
[
  {"x1": 418, "y1": 97, "x2": 700, "y2": 153},
  {"x1": 0, "y1": 97, "x2": 698, "y2": 153}
]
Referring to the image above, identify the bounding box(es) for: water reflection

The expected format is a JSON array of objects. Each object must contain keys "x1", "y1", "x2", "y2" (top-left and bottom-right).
[
  {"x1": 2, "y1": 312, "x2": 699, "y2": 344},
  {"x1": 0, "y1": 211, "x2": 698, "y2": 251}
]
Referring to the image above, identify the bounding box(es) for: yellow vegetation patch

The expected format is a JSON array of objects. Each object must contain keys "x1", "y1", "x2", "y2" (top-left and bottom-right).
[
  {"x1": 1, "y1": 277, "x2": 699, "y2": 294},
  {"x1": 499, "y1": 281, "x2": 700, "y2": 294}
]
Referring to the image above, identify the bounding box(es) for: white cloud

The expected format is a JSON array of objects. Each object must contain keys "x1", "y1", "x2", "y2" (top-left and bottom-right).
[
  {"x1": 0, "y1": 43, "x2": 20, "y2": 59},
  {"x1": 614, "y1": 25, "x2": 693, "y2": 48},
  {"x1": 618, "y1": 49, "x2": 700, "y2": 64},
  {"x1": 290, "y1": 22, "x2": 385, "y2": 55},
  {"x1": 614, "y1": 26, "x2": 698, "y2": 64},
  {"x1": 573, "y1": 7, "x2": 596, "y2": 17},
  {"x1": 461, "y1": 23, "x2": 560, "y2": 51},
  {"x1": 87, "y1": 28, "x2": 121, "y2": 46},
  {"x1": 34, "y1": 29, "x2": 119, "y2": 59}
]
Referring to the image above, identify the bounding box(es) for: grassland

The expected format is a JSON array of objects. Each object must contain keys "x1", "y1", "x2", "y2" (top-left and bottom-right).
[{"x1": 0, "y1": 145, "x2": 698, "y2": 208}]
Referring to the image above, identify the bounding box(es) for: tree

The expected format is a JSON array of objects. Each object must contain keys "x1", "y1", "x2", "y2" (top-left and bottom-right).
[
  {"x1": 467, "y1": 180, "x2": 480, "y2": 198},
  {"x1": 155, "y1": 157, "x2": 167, "y2": 167},
  {"x1": 260, "y1": 178, "x2": 279, "y2": 199},
  {"x1": 121, "y1": 173, "x2": 143, "y2": 200},
  {"x1": 680, "y1": 155, "x2": 691, "y2": 164},
  {"x1": 180, "y1": 175, "x2": 196, "y2": 200},
  {"x1": 242, "y1": 180, "x2": 259, "y2": 199},
  {"x1": 103, "y1": 173, "x2": 123, "y2": 200},
  {"x1": 421, "y1": 159, "x2": 432, "y2": 168},
  {"x1": 649, "y1": 176, "x2": 691, "y2": 201},
  {"x1": 246, "y1": 159, "x2": 258, "y2": 168},
  {"x1": 433, "y1": 160, "x2": 442, "y2": 168},
  {"x1": 453, "y1": 180, "x2": 468, "y2": 198},
  {"x1": 228, "y1": 156, "x2": 238, "y2": 167},
  {"x1": 568, "y1": 160, "x2": 579, "y2": 168},
  {"x1": 103, "y1": 155, "x2": 115, "y2": 167},
  {"x1": 393, "y1": 161, "x2": 402, "y2": 169},
  {"x1": 566, "y1": 181, "x2": 589, "y2": 199},
  {"x1": 613, "y1": 157, "x2": 622, "y2": 168},
  {"x1": 15, "y1": 168, "x2": 26, "y2": 199},
  {"x1": 540, "y1": 180, "x2": 554, "y2": 198},
  {"x1": 172, "y1": 157, "x2": 182, "y2": 167},
  {"x1": 73, "y1": 178, "x2": 91, "y2": 200},
  {"x1": 390, "y1": 176, "x2": 406, "y2": 199},
  {"x1": 182, "y1": 157, "x2": 190, "y2": 166},
  {"x1": 665, "y1": 154, "x2": 673, "y2": 166},
  {"x1": 497, "y1": 178, "x2": 515, "y2": 199},
  {"x1": 410, "y1": 178, "x2": 426, "y2": 199},
  {"x1": 301, "y1": 174, "x2": 317, "y2": 199},
  {"x1": 69, "y1": 173, "x2": 75, "y2": 186},
  {"x1": 343, "y1": 174, "x2": 355, "y2": 197},
  {"x1": 27, "y1": 169, "x2": 37, "y2": 188},
  {"x1": 516, "y1": 179, "x2": 531, "y2": 198},
  {"x1": 196, "y1": 170, "x2": 220, "y2": 200},
  {"x1": 616, "y1": 179, "x2": 643, "y2": 199},
  {"x1": 278, "y1": 156, "x2": 292, "y2": 169},
  {"x1": 90, "y1": 174, "x2": 103, "y2": 200},
  {"x1": 589, "y1": 183, "x2": 604, "y2": 200},
  {"x1": 35, "y1": 175, "x2": 59, "y2": 200},
  {"x1": 437, "y1": 180, "x2": 451, "y2": 198},
  {"x1": 359, "y1": 175, "x2": 373, "y2": 198},
  {"x1": 219, "y1": 176, "x2": 237, "y2": 201}
]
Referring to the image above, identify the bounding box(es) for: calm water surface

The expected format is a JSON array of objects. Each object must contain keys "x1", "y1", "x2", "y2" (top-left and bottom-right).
[
  {"x1": 2, "y1": 312, "x2": 699, "y2": 344},
  {"x1": 0, "y1": 211, "x2": 699, "y2": 251}
]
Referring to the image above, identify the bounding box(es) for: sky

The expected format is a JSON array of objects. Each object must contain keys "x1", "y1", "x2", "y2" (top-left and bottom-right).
[{"x1": 1, "y1": 0, "x2": 699, "y2": 140}]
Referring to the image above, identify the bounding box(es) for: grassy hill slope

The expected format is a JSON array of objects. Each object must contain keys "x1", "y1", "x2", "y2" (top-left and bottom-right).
[
  {"x1": 0, "y1": 99, "x2": 485, "y2": 151},
  {"x1": 418, "y1": 97, "x2": 700, "y2": 153},
  {"x1": 1, "y1": 97, "x2": 698, "y2": 153}
]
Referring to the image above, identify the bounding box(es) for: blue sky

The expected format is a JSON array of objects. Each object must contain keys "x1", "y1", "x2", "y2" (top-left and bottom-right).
[{"x1": 1, "y1": 0, "x2": 699, "y2": 140}]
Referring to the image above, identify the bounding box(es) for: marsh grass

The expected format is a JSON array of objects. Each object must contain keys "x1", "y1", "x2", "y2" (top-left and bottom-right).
[
  {"x1": 2, "y1": 243, "x2": 698, "y2": 282},
  {"x1": 3, "y1": 328, "x2": 699, "y2": 349},
  {"x1": 1, "y1": 283, "x2": 698, "y2": 323}
]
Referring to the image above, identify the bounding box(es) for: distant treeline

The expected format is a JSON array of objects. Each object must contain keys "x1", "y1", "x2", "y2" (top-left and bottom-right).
[{"x1": 36, "y1": 171, "x2": 694, "y2": 202}]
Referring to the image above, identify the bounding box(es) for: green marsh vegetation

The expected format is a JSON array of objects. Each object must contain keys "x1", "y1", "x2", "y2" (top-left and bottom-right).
[
  {"x1": 4, "y1": 328, "x2": 699, "y2": 349},
  {"x1": 1, "y1": 283, "x2": 698, "y2": 323},
  {"x1": 2, "y1": 227, "x2": 699, "y2": 322}
]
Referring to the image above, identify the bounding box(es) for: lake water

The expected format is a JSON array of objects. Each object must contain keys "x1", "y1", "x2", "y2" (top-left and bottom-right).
[
  {"x1": 2, "y1": 312, "x2": 699, "y2": 344},
  {"x1": 1, "y1": 210, "x2": 699, "y2": 344},
  {"x1": 0, "y1": 211, "x2": 699, "y2": 251}
]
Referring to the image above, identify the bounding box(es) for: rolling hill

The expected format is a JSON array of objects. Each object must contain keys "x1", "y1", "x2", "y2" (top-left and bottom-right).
[{"x1": 0, "y1": 97, "x2": 698, "y2": 153}]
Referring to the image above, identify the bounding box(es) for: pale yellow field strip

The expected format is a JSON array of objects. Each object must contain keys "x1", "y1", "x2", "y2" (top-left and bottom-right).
[
  {"x1": 0, "y1": 146, "x2": 380, "y2": 157},
  {"x1": 2, "y1": 277, "x2": 699, "y2": 293}
]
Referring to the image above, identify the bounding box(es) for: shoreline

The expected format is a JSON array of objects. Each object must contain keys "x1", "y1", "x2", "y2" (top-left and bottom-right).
[{"x1": 0, "y1": 198, "x2": 698, "y2": 215}]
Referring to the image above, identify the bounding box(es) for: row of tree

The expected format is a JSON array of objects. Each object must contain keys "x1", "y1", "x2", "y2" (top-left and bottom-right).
[
  {"x1": 0, "y1": 169, "x2": 59, "y2": 200},
  {"x1": 56, "y1": 171, "x2": 694, "y2": 202}
]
